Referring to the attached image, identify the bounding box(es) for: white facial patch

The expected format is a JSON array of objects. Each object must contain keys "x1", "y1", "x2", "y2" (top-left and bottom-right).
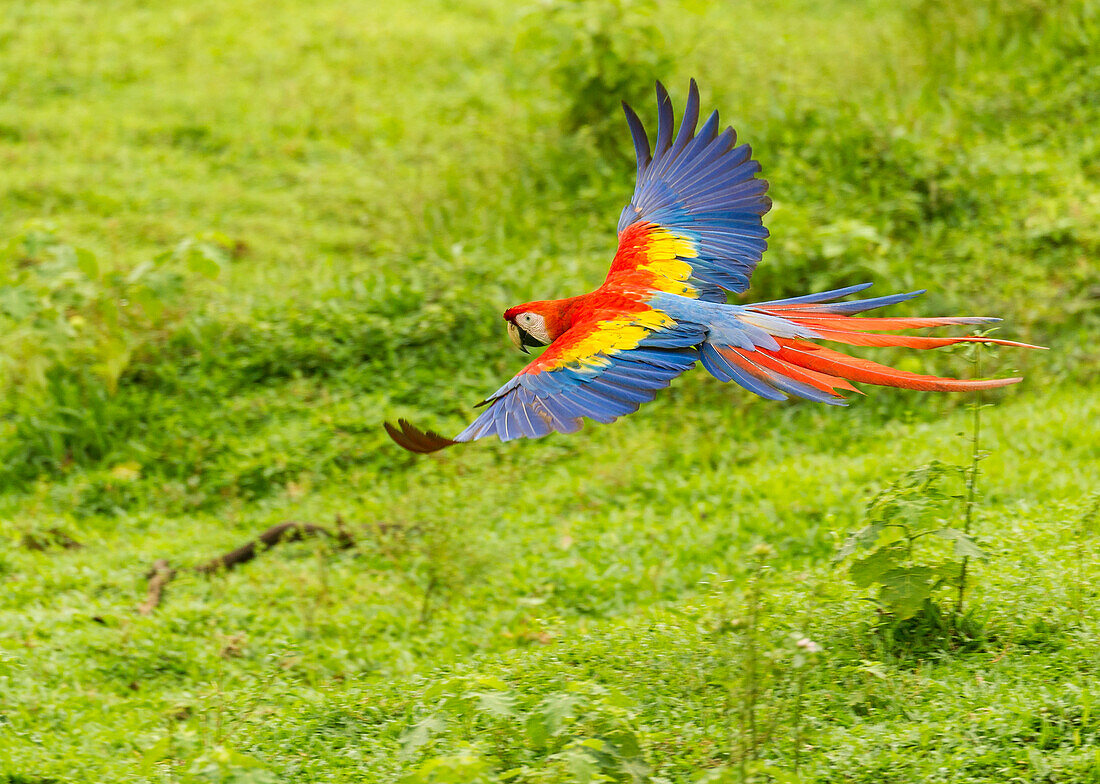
[{"x1": 514, "y1": 312, "x2": 551, "y2": 344}]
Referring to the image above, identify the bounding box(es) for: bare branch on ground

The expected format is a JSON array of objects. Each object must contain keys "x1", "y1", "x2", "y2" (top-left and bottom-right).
[{"x1": 138, "y1": 520, "x2": 355, "y2": 614}]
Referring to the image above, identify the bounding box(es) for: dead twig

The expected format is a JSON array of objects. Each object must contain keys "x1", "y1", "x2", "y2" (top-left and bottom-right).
[
  {"x1": 139, "y1": 559, "x2": 176, "y2": 615},
  {"x1": 193, "y1": 520, "x2": 353, "y2": 574},
  {"x1": 21, "y1": 527, "x2": 83, "y2": 551},
  {"x1": 139, "y1": 520, "x2": 356, "y2": 614}
]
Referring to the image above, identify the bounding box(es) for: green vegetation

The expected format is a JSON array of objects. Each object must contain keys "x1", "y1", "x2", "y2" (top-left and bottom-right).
[{"x1": 1, "y1": 0, "x2": 1097, "y2": 781}]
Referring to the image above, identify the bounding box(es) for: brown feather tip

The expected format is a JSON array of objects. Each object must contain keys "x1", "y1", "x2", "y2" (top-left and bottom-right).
[{"x1": 384, "y1": 419, "x2": 458, "y2": 454}]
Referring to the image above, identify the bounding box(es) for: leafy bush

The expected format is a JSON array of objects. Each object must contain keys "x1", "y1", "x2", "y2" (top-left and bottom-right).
[
  {"x1": 834, "y1": 462, "x2": 988, "y2": 620},
  {"x1": 401, "y1": 676, "x2": 651, "y2": 782}
]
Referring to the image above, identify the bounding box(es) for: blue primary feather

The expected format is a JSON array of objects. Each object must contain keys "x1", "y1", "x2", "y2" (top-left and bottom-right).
[{"x1": 752, "y1": 284, "x2": 925, "y2": 314}]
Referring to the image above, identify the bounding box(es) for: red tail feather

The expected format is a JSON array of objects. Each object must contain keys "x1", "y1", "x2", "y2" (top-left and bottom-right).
[
  {"x1": 701, "y1": 293, "x2": 1042, "y2": 402},
  {"x1": 721, "y1": 346, "x2": 857, "y2": 396},
  {"x1": 795, "y1": 329, "x2": 1034, "y2": 350},
  {"x1": 761, "y1": 313, "x2": 981, "y2": 329},
  {"x1": 774, "y1": 340, "x2": 1023, "y2": 392},
  {"x1": 734, "y1": 302, "x2": 1040, "y2": 393}
]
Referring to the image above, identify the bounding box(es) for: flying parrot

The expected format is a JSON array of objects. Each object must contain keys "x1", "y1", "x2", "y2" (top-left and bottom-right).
[{"x1": 386, "y1": 80, "x2": 1036, "y2": 453}]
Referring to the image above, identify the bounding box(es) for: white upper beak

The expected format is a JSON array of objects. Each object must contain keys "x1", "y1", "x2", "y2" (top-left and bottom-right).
[{"x1": 507, "y1": 321, "x2": 525, "y2": 352}]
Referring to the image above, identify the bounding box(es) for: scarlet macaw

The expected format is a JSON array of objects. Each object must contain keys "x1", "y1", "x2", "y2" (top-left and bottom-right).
[{"x1": 386, "y1": 80, "x2": 1034, "y2": 453}]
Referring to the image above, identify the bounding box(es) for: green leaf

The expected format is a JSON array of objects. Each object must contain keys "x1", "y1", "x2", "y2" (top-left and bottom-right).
[
  {"x1": 94, "y1": 335, "x2": 133, "y2": 393},
  {"x1": 130, "y1": 284, "x2": 166, "y2": 322},
  {"x1": 525, "y1": 712, "x2": 549, "y2": 747},
  {"x1": 422, "y1": 677, "x2": 458, "y2": 701},
  {"x1": 540, "y1": 693, "x2": 579, "y2": 735},
  {"x1": 848, "y1": 543, "x2": 907, "y2": 587},
  {"x1": 0, "y1": 287, "x2": 35, "y2": 320},
  {"x1": 140, "y1": 735, "x2": 171, "y2": 773},
  {"x1": 619, "y1": 755, "x2": 652, "y2": 781},
  {"x1": 126, "y1": 259, "x2": 155, "y2": 285},
  {"x1": 558, "y1": 745, "x2": 598, "y2": 783},
  {"x1": 858, "y1": 660, "x2": 888, "y2": 680},
  {"x1": 214, "y1": 746, "x2": 267, "y2": 769},
  {"x1": 694, "y1": 767, "x2": 740, "y2": 784},
  {"x1": 471, "y1": 674, "x2": 508, "y2": 690},
  {"x1": 601, "y1": 686, "x2": 636, "y2": 709},
  {"x1": 605, "y1": 727, "x2": 643, "y2": 760},
  {"x1": 932, "y1": 528, "x2": 988, "y2": 560},
  {"x1": 188, "y1": 244, "x2": 224, "y2": 279},
  {"x1": 933, "y1": 561, "x2": 965, "y2": 588},
  {"x1": 473, "y1": 689, "x2": 516, "y2": 718},
  {"x1": 878, "y1": 566, "x2": 936, "y2": 620},
  {"x1": 834, "y1": 521, "x2": 885, "y2": 561},
  {"x1": 403, "y1": 751, "x2": 491, "y2": 784},
  {"x1": 75, "y1": 247, "x2": 98, "y2": 279},
  {"x1": 400, "y1": 714, "x2": 446, "y2": 757}
]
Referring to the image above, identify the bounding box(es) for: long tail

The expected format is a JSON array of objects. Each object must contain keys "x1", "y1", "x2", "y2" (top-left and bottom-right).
[{"x1": 700, "y1": 284, "x2": 1041, "y2": 405}]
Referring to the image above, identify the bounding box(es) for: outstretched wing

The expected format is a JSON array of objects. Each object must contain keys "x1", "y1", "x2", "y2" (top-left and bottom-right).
[
  {"x1": 606, "y1": 79, "x2": 771, "y2": 302},
  {"x1": 385, "y1": 309, "x2": 704, "y2": 453}
]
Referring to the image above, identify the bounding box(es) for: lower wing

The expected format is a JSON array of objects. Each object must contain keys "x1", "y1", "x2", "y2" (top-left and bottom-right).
[{"x1": 386, "y1": 310, "x2": 704, "y2": 453}]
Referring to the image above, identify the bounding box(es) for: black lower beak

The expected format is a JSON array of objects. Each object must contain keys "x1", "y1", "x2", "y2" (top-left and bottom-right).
[{"x1": 520, "y1": 329, "x2": 542, "y2": 351}]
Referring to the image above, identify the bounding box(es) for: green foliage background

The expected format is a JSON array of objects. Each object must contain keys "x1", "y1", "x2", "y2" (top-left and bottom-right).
[{"x1": 0, "y1": 0, "x2": 1098, "y2": 781}]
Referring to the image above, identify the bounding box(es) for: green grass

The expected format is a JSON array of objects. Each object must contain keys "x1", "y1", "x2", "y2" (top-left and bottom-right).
[
  {"x1": 1, "y1": 0, "x2": 1098, "y2": 781},
  {"x1": 2, "y1": 390, "x2": 1098, "y2": 781}
]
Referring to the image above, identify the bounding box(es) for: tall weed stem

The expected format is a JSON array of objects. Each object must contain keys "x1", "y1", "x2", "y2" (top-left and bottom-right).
[{"x1": 957, "y1": 343, "x2": 983, "y2": 614}]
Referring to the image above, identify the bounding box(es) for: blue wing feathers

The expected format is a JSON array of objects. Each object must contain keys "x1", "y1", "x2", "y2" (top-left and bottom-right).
[
  {"x1": 666, "y1": 128, "x2": 736, "y2": 187},
  {"x1": 699, "y1": 344, "x2": 784, "y2": 400},
  {"x1": 457, "y1": 342, "x2": 697, "y2": 444},
  {"x1": 811, "y1": 291, "x2": 925, "y2": 314},
  {"x1": 652, "y1": 82, "x2": 675, "y2": 171},
  {"x1": 638, "y1": 323, "x2": 706, "y2": 348},
  {"x1": 624, "y1": 347, "x2": 698, "y2": 369},
  {"x1": 562, "y1": 387, "x2": 622, "y2": 423},
  {"x1": 668, "y1": 82, "x2": 700, "y2": 161},
  {"x1": 618, "y1": 80, "x2": 771, "y2": 299},
  {"x1": 532, "y1": 392, "x2": 581, "y2": 434},
  {"x1": 699, "y1": 342, "x2": 842, "y2": 405},
  {"x1": 515, "y1": 393, "x2": 544, "y2": 438},
  {"x1": 587, "y1": 377, "x2": 655, "y2": 404},
  {"x1": 499, "y1": 397, "x2": 520, "y2": 440},
  {"x1": 668, "y1": 133, "x2": 738, "y2": 188},
  {"x1": 751, "y1": 285, "x2": 925, "y2": 314},
  {"x1": 622, "y1": 102, "x2": 651, "y2": 177},
  {"x1": 752, "y1": 283, "x2": 874, "y2": 307},
  {"x1": 675, "y1": 111, "x2": 721, "y2": 167},
  {"x1": 729, "y1": 351, "x2": 847, "y2": 406},
  {"x1": 600, "y1": 361, "x2": 674, "y2": 389}
]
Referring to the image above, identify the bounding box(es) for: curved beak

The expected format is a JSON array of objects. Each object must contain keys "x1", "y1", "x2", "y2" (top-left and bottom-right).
[{"x1": 507, "y1": 321, "x2": 530, "y2": 354}]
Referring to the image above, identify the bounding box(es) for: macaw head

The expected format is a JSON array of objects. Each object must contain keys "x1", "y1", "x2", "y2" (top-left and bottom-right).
[
  {"x1": 503, "y1": 304, "x2": 553, "y2": 354},
  {"x1": 503, "y1": 296, "x2": 586, "y2": 353}
]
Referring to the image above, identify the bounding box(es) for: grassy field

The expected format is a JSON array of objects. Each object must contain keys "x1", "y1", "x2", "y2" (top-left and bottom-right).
[{"x1": 1, "y1": 0, "x2": 1098, "y2": 781}]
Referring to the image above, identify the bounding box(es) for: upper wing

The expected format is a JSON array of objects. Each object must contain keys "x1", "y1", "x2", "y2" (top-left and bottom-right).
[
  {"x1": 385, "y1": 309, "x2": 703, "y2": 453},
  {"x1": 606, "y1": 80, "x2": 771, "y2": 302}
]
